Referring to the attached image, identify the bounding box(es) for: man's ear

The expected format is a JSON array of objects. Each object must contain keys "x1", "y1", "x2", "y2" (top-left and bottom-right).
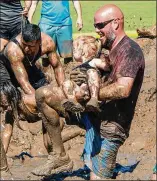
[{"x1": 113, "y1": 19, "x2": 119, "y2": 30}]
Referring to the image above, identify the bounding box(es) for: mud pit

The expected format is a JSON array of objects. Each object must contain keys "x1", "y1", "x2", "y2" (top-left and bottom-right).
[{"x1": 1, "y1": 35, "x2": 156, "y2": 180}]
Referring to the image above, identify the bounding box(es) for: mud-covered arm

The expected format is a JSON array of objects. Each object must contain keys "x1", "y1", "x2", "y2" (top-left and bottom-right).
[
  {"x1": 72, "y1": 0, "x2": 83, "y2": 31},
  {"x1": 28, "y1": 0, "x2": 39, "y2": 23},
  {"x1": 99, "y1": 50, "x2": 143, "y2": 101},
  {"x1": 99, "y1": 77, "x2": 134, "y2": 101},
  {"x1": 5, "y1": 45, "x2": 35, "y2": 95},
  {"x1": 47, "y1": 51, "x2": 65, "y2": 87}
]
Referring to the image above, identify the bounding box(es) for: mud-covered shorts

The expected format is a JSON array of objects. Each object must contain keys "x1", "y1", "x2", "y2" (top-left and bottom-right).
[{"x1": 81, "y1": 113, "x2": 123, "y2": 179}]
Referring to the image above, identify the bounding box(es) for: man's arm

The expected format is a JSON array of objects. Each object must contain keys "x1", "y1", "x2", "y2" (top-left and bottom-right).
[
  {"x1": 48, "y1": 51, "x2": 65, "y2": 87},
  {"x1": 21, "y1": 0, "x2": 32, "y2": 17},
  {"x1": 99, "y1": 77, "x2": 134, "y2": 101},
  {"x1": 72, "y1": 0, "x2": 83, "y2": 31},
  {"x1": 45, "y1": 38, "x2": 65, "y2": 87},
  {"x1": 5, "y1": 44, "x2": 35, "y2": 95},
  {"x1": 27, "y1": 0, "x2": 39, "y2": 23}
]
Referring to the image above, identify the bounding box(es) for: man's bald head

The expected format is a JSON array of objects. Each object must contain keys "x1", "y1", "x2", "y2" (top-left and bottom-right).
[
  {"x1": 94, "y1": 4, "x2": 126, "y2": 50},
  {"x1": 95, "y1": 4, "x2": 124, "y2": 21}
]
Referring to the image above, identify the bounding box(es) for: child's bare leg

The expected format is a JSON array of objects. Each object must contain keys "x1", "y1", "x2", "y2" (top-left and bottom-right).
[
  {"x1": 61, "y1": 80, "x2": 85, "y2": 112},
  {"x1": 86, "y1": 69, "x2": 101, "y2": 112}
]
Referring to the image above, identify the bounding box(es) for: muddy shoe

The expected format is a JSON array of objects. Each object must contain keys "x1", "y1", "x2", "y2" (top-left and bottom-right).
[
  {"x1": 31, "y1": 153, "x2": 73, "y2": 176},
  {"x1": 61, "y1": 99, "x2": 85, "y2": 113},
  {"x1": 86, "y1": 98, "x2": 101, "y2": 112}
]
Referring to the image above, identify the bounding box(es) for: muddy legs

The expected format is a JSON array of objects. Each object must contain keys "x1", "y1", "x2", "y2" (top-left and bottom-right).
[
  {"x1": 32, "y1": 86, "x2": 73, "y2": 176},
  {"x1": 0, "y1": 135, "x2": 12, "y2": 179},
  {"x1": 2, "y1": 111, "x2": 14, "y2": 153}
]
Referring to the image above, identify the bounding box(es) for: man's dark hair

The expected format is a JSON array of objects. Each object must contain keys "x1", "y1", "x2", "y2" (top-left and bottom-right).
[{"x1": 22, "y1": 24, "x2": 41, "y2": 42}]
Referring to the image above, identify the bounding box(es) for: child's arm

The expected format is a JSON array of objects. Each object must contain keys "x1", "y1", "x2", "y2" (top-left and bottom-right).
[
  {"x1": 89, "y1": 58, "x2": 110, "y2": 71},
  {"x1": 87, "y1": 69, "x2": 100, "y2": 99}
]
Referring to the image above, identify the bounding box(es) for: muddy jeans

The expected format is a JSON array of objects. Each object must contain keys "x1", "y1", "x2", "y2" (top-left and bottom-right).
[{"x1": 81, "y1": 113, "x2": 123, "y2": 179}]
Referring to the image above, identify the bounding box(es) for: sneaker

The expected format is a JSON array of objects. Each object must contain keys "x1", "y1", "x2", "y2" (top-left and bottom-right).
[
  {"x1": 61, "y1": 99, "x2": 85, "y2": 113},
  {"x1": 31, "y1": 153, "x2": 73, "y2": 176}
]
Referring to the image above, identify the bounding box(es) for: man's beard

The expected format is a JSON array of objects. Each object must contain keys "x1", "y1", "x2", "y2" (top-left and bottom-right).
[{"x1": 102, "y1": 29, "x2": 116, "y2": 50}]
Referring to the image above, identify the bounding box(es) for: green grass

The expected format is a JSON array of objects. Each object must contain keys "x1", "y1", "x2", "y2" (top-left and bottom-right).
[{"x1": 31, "y1": 1, "x2": 156, "y2": 38}]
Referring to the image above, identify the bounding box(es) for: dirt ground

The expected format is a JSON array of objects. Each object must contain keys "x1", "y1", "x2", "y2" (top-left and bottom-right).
[{"x1": 1, "y1": 35, "x2": 156, "y2": 180}]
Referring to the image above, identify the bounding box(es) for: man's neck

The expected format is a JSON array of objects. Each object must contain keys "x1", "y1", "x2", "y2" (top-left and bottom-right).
[{"x1": 111, "y1": 32, "x2": 126, "y2": 51}]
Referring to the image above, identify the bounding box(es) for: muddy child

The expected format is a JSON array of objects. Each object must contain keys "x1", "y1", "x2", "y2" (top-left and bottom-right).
[{"x1": 61, "y1": 35, "x2": 110, "y2": 113}]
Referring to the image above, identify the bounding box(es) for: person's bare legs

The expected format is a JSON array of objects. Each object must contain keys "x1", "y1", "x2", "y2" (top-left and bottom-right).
[
  {"x1": 0, "y1": 38, "x2": 8, "y2": 52},
  {"x1": 86, "y1": 69, "x2": 101, "y2": 112},
  {"x1": 32, "y1": 86, "x2": 73, "y2": 176},
  {"x1": 62, "y1": 80, "x2": 85, "y2": 112},
  {"x1": 42, "y1": 118, "x2": 64, "y2": 154},
  {"x1": 42, "y1": 122, "x2": 52, "y2": 153},
  {"x1": 2, "y1": 111, "x2": 14, "y2": 153},
  {"x1": 0, "y1": 135, "x2": 12, "y2": 179}
]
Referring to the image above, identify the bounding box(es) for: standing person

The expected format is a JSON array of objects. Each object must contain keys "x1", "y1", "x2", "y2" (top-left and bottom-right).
[
  {"x1": 31, "y1": 4, "x2": 145, "y2": 180},
  {"x1": 28, "y1": 0, "x2": 83, "y2": 64},
  {"x1": 72, "y1": 4, "x2": 145, "y2": 180},
  {"x1": 1, "y1": 23, "x2": 65, "y2": 157},
  {"x1": 0, "y1": 0, "x2": 32, "y2": 51}
]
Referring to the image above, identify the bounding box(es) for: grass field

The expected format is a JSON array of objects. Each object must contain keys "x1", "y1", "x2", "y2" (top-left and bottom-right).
[{"x1": 31, "y1": 1, "x2": 156, "y2": 38}]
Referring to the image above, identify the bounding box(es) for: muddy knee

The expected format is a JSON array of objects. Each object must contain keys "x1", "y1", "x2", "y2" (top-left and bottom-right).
[
  {"x1": 62, "y1": 80, "x2": 75, "y2": 91},
  {"x1": 35, "y1": 86, "x2": 49, "y2": 106}
]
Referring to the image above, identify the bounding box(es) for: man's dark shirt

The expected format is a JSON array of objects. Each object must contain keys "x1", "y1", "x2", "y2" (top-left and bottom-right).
[{"x1": 90, "y1": 36, "x2": 145, "y2": 142}]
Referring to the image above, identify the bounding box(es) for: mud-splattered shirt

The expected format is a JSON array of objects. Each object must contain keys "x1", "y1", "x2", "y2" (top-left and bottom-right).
[{"x1": 90, "y1": 36, "x2": 145, "y2": 142}]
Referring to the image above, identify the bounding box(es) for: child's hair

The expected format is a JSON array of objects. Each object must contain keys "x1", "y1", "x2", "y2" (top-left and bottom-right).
[{"x1": 73, "y1": 35, "x2": 101, "y2": 60}]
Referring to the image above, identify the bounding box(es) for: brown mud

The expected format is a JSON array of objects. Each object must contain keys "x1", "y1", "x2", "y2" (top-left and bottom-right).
[{"x1": 1, "y1": 31, "x2": 156, "y2": 180}]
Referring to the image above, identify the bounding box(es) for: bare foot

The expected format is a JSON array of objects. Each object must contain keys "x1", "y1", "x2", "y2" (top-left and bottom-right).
[
  {"x1": 31, "y1": 152, "x2": 73, "y2": 176},
  {"x1": 61, "y1": 99, "x2": 85, "y2": 113},
  {"x1": 86, "y1": 98, "x2": 101, "y2": 112}
]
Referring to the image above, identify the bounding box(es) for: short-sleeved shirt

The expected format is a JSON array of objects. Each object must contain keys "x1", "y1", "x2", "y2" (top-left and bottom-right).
[
  {"x1": 40, "y1": 0, "x2": 72, "y2": 26},
  {"x1": 90, "y1": 36, "x2": 145, "y2": 142}
]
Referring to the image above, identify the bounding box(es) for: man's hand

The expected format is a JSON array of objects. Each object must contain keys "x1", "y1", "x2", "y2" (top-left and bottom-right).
[
  {"x1": 70, "y1": 68, "x2": 87, "y2": 86},
  {"x1": 21, "y1": 7, "x2": 29, "y2": 16},
  {"x1": 76, "y1": 17, "x2": 83, "y2": 31},
  {"x1": 19, "y1": 88, "x2": 37, "y2": 109}
]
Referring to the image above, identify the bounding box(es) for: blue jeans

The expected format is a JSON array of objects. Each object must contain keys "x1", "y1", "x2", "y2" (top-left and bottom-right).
[
  {"x1": 81, "y1": 113, "x2": 123, "y2": 179},
  {"x1": 39, "y1": 23, "x2": 73, "y2": 58}
]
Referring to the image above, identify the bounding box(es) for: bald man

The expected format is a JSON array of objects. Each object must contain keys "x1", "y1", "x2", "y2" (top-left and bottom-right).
[{"x1": 70, "y1": 4, "x2": 145, "y2": 180}]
